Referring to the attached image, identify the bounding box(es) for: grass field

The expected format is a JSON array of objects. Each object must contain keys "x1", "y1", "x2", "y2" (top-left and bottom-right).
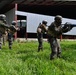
[{"x1": 0, "y1": 40, "x2": 76, "y2": 75}]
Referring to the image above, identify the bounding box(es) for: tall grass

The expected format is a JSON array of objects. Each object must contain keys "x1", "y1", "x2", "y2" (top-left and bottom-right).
[{"x1": 0, "y1": 40, "x2": 76, "y2": 75}]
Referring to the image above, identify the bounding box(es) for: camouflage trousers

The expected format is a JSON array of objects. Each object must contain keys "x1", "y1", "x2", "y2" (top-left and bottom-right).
[
  {"x1": 8, "y1": 33, "x2": 13, "y2": 49},
  {"x1": 0, "y1": 33, "x2": 3, "y2": 50},
  {"x1": 0, "y1": 37, "x2": 2, "y2": 49},
  {"x1": 37, "y1": 33, "x2": 43, "y2": 52},
  {"x1": 48, "y1": 36, "x2": 61, "y2": 59}
]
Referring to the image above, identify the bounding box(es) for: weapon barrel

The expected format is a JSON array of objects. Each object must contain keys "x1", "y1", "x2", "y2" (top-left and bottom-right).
[
  {"x1": 71, "y1": 24, "x2": 76, "y2": 27},
  {"x1": 62, "y1": 23, "x2": 76, "y2": 28}
]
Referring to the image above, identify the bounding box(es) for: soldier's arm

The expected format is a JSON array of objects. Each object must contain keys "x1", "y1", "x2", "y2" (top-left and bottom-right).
[
  {"x1": 41, "y1": 24, "x2": 47, "y2": 32},
  {"x1": 38, "y1": 24, "x2": 47, "y2": 33},
  {"x1": 62, "y1": 23, "x2": 73, "y2": 33}
]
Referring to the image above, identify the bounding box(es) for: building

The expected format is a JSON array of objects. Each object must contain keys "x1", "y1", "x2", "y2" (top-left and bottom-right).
[{"x1": 0, "y1": 0, "x2": 76, "y2": 39}]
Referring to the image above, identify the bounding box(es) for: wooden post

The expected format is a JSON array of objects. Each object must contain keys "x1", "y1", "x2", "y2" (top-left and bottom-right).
[
  {"x1": 25, "y1": 19, "x2": 28, "y2": 40},
  {"x1": 15, "y1": 3, "x2": 18, "y2": 39}
]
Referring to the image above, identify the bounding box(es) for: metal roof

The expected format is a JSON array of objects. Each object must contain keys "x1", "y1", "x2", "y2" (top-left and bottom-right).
[{"x1": 0, "y1": 0, "x2": 76, "y2": 19}]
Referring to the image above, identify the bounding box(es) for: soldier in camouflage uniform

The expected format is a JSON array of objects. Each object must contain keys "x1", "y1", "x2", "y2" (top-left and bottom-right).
[
  {"x1": 48, "y1": 15, "x2": 73, "y2": 60},
  {"x1": 7, "y1": 21, "x2": 17, "y2": 49},
  {"x1": 0, "y1": 14, "x2": 7, "y2": 50},
  {"x1": 37, "y1": 20, "x2": 47, "y2": 52}
]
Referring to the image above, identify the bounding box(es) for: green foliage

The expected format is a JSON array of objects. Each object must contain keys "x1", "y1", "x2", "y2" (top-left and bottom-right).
[{"x1": 0, "y1": 40, "x2": 76, "y2": 75}]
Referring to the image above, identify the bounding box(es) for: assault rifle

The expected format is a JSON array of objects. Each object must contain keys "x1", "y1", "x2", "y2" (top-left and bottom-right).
[{"x1": 62, "y1": 22, "x2": 76, "y2": 28}]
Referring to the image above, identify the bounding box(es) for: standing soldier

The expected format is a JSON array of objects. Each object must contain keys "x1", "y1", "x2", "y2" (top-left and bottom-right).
[
  {"x1": 0, "y1": 14, "x2": 7, "y2": 50},
  {"x1": 7, "y1": 21, "x2": 17, "y2": 49},
  {"x1": 48, "y1": 15, "x2": 73, "y2": 60},
  {"x1": 37, "y1": 20, "x2": 47, "y2": 52}
]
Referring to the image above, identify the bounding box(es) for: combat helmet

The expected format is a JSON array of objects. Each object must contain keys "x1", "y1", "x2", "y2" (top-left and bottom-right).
[
  {"x1": 42, "y1": 20, "x2": 47, "y2": 25},
  {"x1": 11, "y1": 21, "x2": 16, "y2": 25},
  {"x1": 54, "y1": 15, "x2": 62, "y2": 21},
  {"x1": 0, "y1": 14, "x2": 6, "y2": 20}
]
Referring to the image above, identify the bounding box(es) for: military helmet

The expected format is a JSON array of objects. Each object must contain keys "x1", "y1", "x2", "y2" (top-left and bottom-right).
[
  {"x1": 11, "y1": 21, "x2": 16, "y2": 25},
  {"x1": 54, "y1": 15, "x2": 62, "y2": 21},
  {"x1": 0, "y1": 14, "x2": 6, "y2": 20},
  {"x1": 42, "y1": 20, "x2": 47, "y2": 25}
]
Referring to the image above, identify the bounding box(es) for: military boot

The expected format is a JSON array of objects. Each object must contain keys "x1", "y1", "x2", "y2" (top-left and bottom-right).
[
  {"x1": 9, "y1": 45, "x2": 12, "y2": 50},
  {"x1": 57, "y1": 50, "x2": 61, "y2": 58},
  {"x1": 50, "y1": 53, "x2": 57, "y2": 60},
  {"x1": 38, "y1": 47, "x2": 40, "y2": 52},
  {"x1": 57, "y1": 53, "x2": 61, "y2": 58},
  {"x1": 0, "y1": 46, "x2": 1, "y2": 50}
]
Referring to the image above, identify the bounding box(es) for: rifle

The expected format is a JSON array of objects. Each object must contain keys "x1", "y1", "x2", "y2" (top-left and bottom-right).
[
  {"x1": 61, "y1": 22, "x2": 76, "y2": 33},
  {"x1": 62, "y1": 22, "x2": 76, "y2": 28},
  {"x1": 0, "y1": 22, "x2": 17, "y2": 34},
  {"x1": 47, "y1": 22, "x2": 76, "y2": 38},
  {"x1": 9, "y1": 25, "x2": 17, "y2": 34}
]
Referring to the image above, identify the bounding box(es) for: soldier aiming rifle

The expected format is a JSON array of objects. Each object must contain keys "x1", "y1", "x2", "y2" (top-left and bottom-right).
[{"x1": 47, "y1": 15, "x2": 74, "y2": 60}]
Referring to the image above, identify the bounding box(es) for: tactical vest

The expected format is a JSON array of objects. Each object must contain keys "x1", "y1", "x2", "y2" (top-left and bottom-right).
[
  {"x1": 48, "y1": 22, "x2": 62, "y2": 37},
  {"x1": 37, "y1": 23, "x2": 47, "y2": 34}
]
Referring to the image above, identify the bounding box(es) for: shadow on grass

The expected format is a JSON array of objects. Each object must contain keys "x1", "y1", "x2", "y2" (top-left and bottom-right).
[
  {"x1": 17, "y1": 49, "x2": 33, "y2": 54},
  {"x1": 17, "y1": 54, "x2": 37, "y2": 62},
  {"x1": 61, "y1": 44, "x2": 76, "y2": 50},
  {"x1": 61, "y1": 54, "x2": 76, "y2": 63},
  {"x1": 17, "y1": 50, "x2": 50, "y2": 62}
]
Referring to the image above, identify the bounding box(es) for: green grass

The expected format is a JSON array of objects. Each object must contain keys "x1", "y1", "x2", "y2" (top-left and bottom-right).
[{"x1": 0, "y1": 40, "x2": 76, "y2": 75}]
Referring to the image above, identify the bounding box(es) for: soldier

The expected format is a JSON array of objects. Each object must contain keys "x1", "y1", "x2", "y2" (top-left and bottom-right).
[
  {"x1": 0, "y1": 14, "x2": 7, "y2": 50},
  {"x1": 7, "y1": 20, "x2": 19, "y2": 49},
  {"x1": 48, "y1": 15, "x2": 73, "y2": 60},
  {"x1": 7, "y1": 21, "x2": 17, "y2": 49},
  {"x1": 37, "y1": 20, "x2": 47, "y2": 52},
  {"x1": 10, "y1": 21, "x2": 17, "y2": 41}
]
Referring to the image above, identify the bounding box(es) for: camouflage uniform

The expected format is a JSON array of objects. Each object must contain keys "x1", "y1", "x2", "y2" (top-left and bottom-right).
[
  {"x1": 48, "y1": 15, "x2": 73, "y2": 60},
  {"x1": 8, "y1": 34, "x2": 12, "y2": 49},
  {"x1": 0, "y1": 33, "x2": 2, "y2": 50},
  {"x1": 0, "y1": 14, "x2": 7, "y2": 50},
  {"x1": 37, "y1": 20, "x2": 47, "y2": 52},
  {"x1": 8, "y1": 21, "x2": 17, "y2": 49}
]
